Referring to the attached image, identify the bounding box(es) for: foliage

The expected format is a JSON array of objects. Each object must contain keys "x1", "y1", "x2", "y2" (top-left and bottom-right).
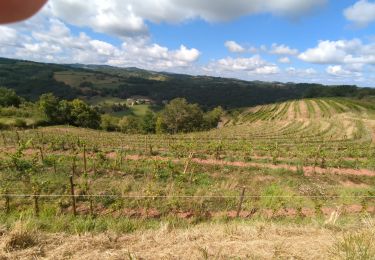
[
  {"x1": 100, "y1": 114, "x2": 119, "y2": 131},
  {"x1": 38, "y1": 93, "x2": 100, "y2": 129},
  {"x1": 158, "y1": 98, "x2": 204, "y2": 133},
  {"x1": 118, "y1": 115, "x2": 141, "y2": 134},
  {"x1": 0, "y1": 87, "x2": 22, "y2": 107}
]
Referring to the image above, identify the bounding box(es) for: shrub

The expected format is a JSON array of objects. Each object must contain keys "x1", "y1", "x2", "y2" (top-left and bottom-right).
[{"x1": 12, "y1": 118, "x2": 27, "y2": 128}]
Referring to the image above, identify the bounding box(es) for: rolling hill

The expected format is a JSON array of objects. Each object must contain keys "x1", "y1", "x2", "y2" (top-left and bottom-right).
[{"x1": 1, "y1": 57, "x2": 373, "y2": 109}]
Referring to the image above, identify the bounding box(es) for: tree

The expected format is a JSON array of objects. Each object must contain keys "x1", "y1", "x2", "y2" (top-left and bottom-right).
[
  {"x1": 118, "y1": 116, "x2": 141, "y2": 134},
  {"x1": 160, "y1": 98, "x2": 204, "y2": 133},
  {"x1": 204, "y1": 106, "x2": 224, "y2": 129},
  {"x1": 141, "y1": 110, "x2": 156, "y2": 133},
  {"x1": 70, "y1": 99, "x2": 101, "y2": 129},
  {"x1": 0, "y1": 87, "x2": 22, "y2": 107},
  {"x1": 100, "y1": 114, "x2": 119, "y2": 131},
  {"x1": 57, "y1": 99, "x2": 73, "y2": 124},
  {"x1": 38, "y1": 93, "x2": 60, "y2": 123}
]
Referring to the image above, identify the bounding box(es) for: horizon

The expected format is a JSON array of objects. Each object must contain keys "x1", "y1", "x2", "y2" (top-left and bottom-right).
[{"x1": 0, "y1": 0, "x2": 375, "y2": 87}]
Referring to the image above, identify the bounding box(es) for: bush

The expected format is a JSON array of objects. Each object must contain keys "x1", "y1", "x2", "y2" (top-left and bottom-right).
[{"x1": 12, "y1": 119, "x2": 27, "y2": 128}]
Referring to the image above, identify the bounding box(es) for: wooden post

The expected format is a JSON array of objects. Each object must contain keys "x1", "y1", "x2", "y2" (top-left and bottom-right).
[
  {"x1": 53, "y1": 160, "x2": 57, "y2": 175},
  {"x1": 39, "y1": 146, "x2": 44, "y2": 162},
  {"x1": 83, "y1": 145, "x2": 87, "y2": 174},
  {"x1": 4, "y1": 193, "x2": 10, "y2": 214},
  {"x1": 145, "y1": 135, "x2": 148, "y2": 153},
  {"x1": 1, "y1": 132, "x2": 6, "y2": 146},
  {"x1": 33, "y1": 192, "x2": 39, "y2": 217},
  {"x1": 69, "y1": 175, "x2": 76, "y2": 216},
  {"x1": 236, "y1": 187, "x2": 246, "y2": 218},
  {"x1": 183, "y1": 152, "x2": 194, "y2": 174},
  {"x1": 89, "y1": 196, "x2": 94, "y2": 216},
  {"x1": 72, "y1": 157, "x2": 76, "y2": 177},
  {"x1": 15, "y1": 131, "x2": 20, "y2": 145},
  {"x1": 93, "y1": 159, "x2": 96, "y2": 175}
]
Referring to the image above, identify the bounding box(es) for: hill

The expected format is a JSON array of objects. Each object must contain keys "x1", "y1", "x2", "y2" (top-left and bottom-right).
[{"x1": 1, "y1": 57, "x2": 374, "y2": 109}]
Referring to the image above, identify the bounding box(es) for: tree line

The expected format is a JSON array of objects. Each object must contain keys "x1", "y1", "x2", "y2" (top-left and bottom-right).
[{"x1": 0, "y1": 87, "x2": 223, "y2": 134}]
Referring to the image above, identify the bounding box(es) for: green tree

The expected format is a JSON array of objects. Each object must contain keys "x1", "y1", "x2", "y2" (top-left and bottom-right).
[
  {"x1": 70, "y1": 99, "x2": 100, "y2": 129},
  {"x1": 204, "y1": 106, "x2": 224, "y2": 129},
  {"x1": 141, "y1": 110, "x2": 156, "y2": 133},
  {"x1": 57, "y1": 99, "x2": 73, "y2": 124},
  {"x1": 100, "y1": 114, "x2": 119, "y2": 131},
  {"x1": 38, "y1": 93, "x2": 60, "y2": 123},
  {"x1": 0, "y1": 87, "x2": 22, "y2": 107},
  {"x1": 160, "y1": 98, "x2": 204, "y2": 133},
  {"x1": 118, "y1": 116, "x2": 141, "y2": 134}
]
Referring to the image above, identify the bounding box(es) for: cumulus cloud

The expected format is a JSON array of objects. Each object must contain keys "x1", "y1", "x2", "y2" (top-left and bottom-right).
[
  {"x1": 0, "y1": 17, "x2": 200, "y2": 69},
  {"x1": 269, "y1": 43, "x2": 298, "y2": 55},
  {"x1": 278, "y1": 57, "x2": 291, "y2": 63},
  {"x1": 326, "y1": 65, "x2": 362, "y2": 77},
  {"x1": 225, "y1": 41, "x2": 245, "y2": 53},
  {"x1": 47, "y1": 0, "x2": 326, "y2": 37},
  {"x1": 298, "y1": 39, "x2": 375, "y2": 65},
  {"x1": 344, "y1": 0, "x2": 375, "y2": 27},
  {"x1": 205, "y1": 55, "x2": 279, "y2": 74}
]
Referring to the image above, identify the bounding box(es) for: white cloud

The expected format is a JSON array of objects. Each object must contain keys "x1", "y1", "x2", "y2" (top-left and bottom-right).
[
  {"x1": 225, "y1": 41, "x2": 245, "y2": 53},
  {"x1": 278, "y1": 57, "x2": 291, "y2": 63},
  {"x1": 205, "y1": 55, "x2": 279, "y2": 74},
  {"x1": 286, "y1": 67, "x2": 316, "y2": 75},
  {"x1": 298, "y1": 39, "x2": 375, "y2": 65},
  {"x1": 0, "y1": 27, "x2": 18, "y2": 45},
  {"x1": 344, "y1": 0, "x2": 375, "y2": 27},
  {"x1": 174, "y1": 45, "x2": 200, "y2": 62},
  {"x1": 0, "y1": 17, "x2": 200, "y2": 69},
  {"x1": 269, "y1": 43, "x2": 298, "y2": 55},
  {"x1": 326, "y1": 65, "x2": 362, "y2": 77},
  {"x1": 47, "y1": 0, "x2": 326, "y2": 37}
]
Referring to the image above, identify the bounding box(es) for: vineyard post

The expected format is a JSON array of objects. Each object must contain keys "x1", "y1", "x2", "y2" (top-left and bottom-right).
[
  {"x1": 83, "y1": 145, "x2": 87, "y2": 173},
  {"x1": 89, "y1": 195, "x2": 94, "y2": 216},
  {"x1": 69, "y1": 175, "x2": 76, "y2": 216},
  {"x1": 1, "y1": 132, "x2": 6, "y2": 146},
  {"x1": 33, "y1": 190, "x2": 40, "y2": 217},
  {"x1": 183, "y1": 152, "x2": 194, "y2": 174},
  {"x1": 39, "y1": 146, "x2": 44, "y2": 162},
  {"x1": 236, "y1": 186, "x2": 246, "y2": 218},
  {"x1": 53, "y1": 159, "x2": 57, "y2": 175},
  {"x1": 72, "y1": 156, "x2": 76, "y2": 177},
  {"x1": 15, "y1": 130, "x2": 20, "y2": 145},
  {"x1": 4, "y1": 191, "x2": 10, "y2": 214}
]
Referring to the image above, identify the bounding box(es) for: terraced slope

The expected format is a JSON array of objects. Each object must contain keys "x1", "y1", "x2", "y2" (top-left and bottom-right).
[
  {"x1": 1, "y1": 97, "x2": 375, "y2": 237},
  {"x1": 2, "y1": 98, "x2": 375, "y2": 172}
]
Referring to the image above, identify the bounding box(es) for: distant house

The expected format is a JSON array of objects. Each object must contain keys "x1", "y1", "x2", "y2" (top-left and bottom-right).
[{"x1": 127, "y1": 96, "x2": 154, "y2": 106}]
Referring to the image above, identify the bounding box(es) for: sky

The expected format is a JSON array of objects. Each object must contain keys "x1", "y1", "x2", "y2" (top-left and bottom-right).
[{"x1": 1, "y1": 0, "x2": 375, "y2": 86}]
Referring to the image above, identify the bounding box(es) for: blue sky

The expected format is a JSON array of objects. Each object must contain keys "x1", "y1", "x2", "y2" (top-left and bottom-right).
[{"x1": 1, "y1": 0, "x2": 375, "y2": 86}]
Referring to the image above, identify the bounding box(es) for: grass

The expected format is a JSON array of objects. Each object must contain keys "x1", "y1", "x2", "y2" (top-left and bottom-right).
[{"x1": 1, "y1": 218, "x2": 374, "y2": 259}]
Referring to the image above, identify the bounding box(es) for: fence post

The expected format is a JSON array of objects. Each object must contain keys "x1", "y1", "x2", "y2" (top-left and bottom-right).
[
  {"x1": 4, "y1": 192, "x2": 10, "y2": 214},
  {"x1": 39, "y1": 146, "x2": 44, "y2": 162},
  {"x1": 33, "y1": 191, "x2": 39, "y2": 217},
  {"x1": 15, "y1": 130, "x2": 20, "y2": 145},
  {"x1": 69, "y1": 175, "x2": 76, "y2": 216},
  {"x1": 89, "y1": 196, "x2": 94, "y2": 216},
  {"x1": 83, "y1": 145, "x2": 87, "y2": 174},
  {"x1": 1, "y1": 132, "x2": 6, "y2": 146},
  {"x1": 236, "y1": 186, "x2": 246, "y2": 218}
]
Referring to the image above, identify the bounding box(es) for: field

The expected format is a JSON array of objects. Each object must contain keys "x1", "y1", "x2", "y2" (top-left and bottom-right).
[{"x1": 1, "y1": 97, "x2": 375, "y2": 258}]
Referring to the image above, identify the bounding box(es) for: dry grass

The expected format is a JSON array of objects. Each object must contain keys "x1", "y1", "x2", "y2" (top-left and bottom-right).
[
  {"x1": 0, "y1": 221, "x2": 340, "y2": 259},
  {"x1": 1, "y1": 222, "x2": 38, "y2": 253}
]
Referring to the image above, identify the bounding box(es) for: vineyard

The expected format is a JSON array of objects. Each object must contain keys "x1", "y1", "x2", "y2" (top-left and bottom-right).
[{"x1": 1, "y1": 97, "x2": 375, "y2": 258}]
